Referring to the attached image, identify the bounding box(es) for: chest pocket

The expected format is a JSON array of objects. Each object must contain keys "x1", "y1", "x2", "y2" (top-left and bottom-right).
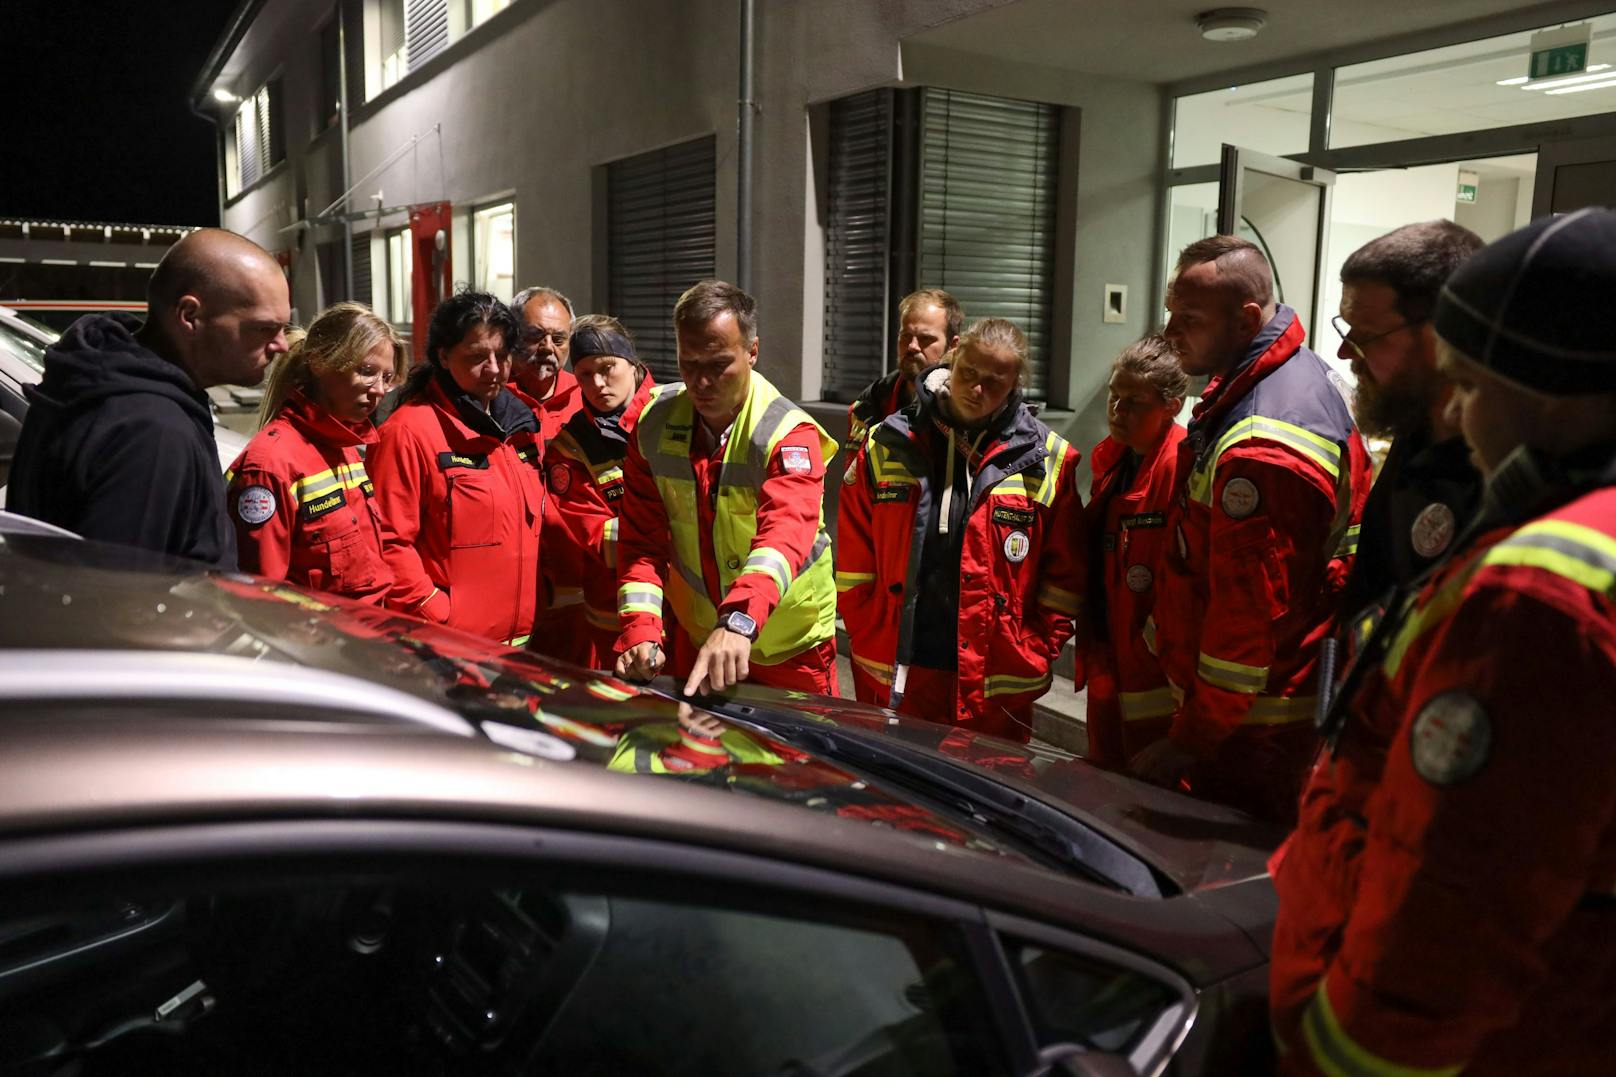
[
  {"x1": 317, "y1": 520, "x2": 384, "y2": 593},
  {"x1": 446, "y1": 467, "x2": 507, "y2": 549}
]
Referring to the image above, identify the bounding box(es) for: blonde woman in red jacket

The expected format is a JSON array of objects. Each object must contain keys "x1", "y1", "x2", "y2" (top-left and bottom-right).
[
  {"x1": 227, "y1": 302, "x2": 405, "y2": 602},
  {"x1": 1082, "y1": 336, "x2": 1187, "y2": 769}
]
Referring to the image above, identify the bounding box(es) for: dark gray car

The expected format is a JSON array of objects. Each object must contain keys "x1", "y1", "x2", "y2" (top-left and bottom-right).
[{"x1": 0, "y1": 520, "x2": 1281, "y2": 1076}]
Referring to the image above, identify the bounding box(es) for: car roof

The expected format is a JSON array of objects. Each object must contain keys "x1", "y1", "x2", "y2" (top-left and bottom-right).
[{"x1": 0, "y1": 523, "x2": 1278, "y2": 898}]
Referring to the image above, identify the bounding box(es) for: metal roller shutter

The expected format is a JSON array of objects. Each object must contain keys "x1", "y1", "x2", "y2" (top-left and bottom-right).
[
  {"x1": 821, "y1": 90, "x2": 894, "y2": 403},
  {"x1": 351, "y1": 232, "x2": 373, "y2": 306},
  {"x1": 918, "y1": 88, "x2": 1059, "y2": 400},
  {"x1": 406, "y1": 0, "x2": 449, "y2": 71},
  {"x1": 607, "y1": 135, "x2": 717, "y2": 383}
]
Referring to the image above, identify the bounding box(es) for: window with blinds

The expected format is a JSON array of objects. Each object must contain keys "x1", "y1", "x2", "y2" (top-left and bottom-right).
[
  {"x1": 821, "y1": 90, "x2": 895, "y2": 404},
  {"x1": 229, "y1": 80, "x2": 284, "y2": 196},
  {"x1": 819, "y1": 87, "x2": 1060, "y2": 402},
  {"x1": 351, "y1": 232, "x2": 373, "y2": 307},
  {"x1": 405, "y1": 0, "x2": 450, "y2": 71},
  {"x1": 606, "y1": 135, "x2": 717, "y2": 383},
  {"x1": 918, "y1": 88, "x2": 1060, "y2": 400}
]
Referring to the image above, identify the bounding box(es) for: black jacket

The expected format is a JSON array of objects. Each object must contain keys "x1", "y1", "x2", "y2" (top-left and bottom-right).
[{"x1": 9, "y1": 313, "x2": 236, "y2": 568}]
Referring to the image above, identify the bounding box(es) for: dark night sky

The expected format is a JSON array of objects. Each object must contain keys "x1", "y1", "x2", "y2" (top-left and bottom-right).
[{"x1": 2, "y1": 1, "x2": 245, "y2": 227}]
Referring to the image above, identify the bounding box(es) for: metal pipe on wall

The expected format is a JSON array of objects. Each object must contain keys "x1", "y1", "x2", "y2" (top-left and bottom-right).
[
  {"x1": 737, "y1": 0, "x2": 755, "y2": 291},
  {"x1": 338, "y1": 1, "x2": 356, "y2": 303}
]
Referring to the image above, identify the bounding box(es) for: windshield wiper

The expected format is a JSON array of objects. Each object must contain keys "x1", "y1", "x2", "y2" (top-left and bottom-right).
[{"x1": 690, "y1": 697, "x2": 1163, "y2": 898}]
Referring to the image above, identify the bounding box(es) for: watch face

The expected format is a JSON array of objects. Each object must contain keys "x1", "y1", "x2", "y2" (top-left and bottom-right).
[{"x1": 725, "y1": 612, "x2": 758, "y2": 639}]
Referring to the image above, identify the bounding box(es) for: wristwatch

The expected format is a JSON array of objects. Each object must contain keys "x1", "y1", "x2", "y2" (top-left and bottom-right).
[{"x1": 720, "y1": 610, "x2": 759, "y2": 641}]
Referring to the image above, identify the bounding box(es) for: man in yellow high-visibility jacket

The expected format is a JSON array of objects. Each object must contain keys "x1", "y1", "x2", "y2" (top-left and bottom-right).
[{"x1": 613, "y1": 280, "x2": 839, "y2": 696}]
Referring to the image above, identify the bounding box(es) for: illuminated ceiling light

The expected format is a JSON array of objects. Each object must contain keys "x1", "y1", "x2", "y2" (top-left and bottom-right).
[
  {"x1": 1196, "y1": 8, "x2": 1267, "y2": 42},
  {"x1": 212, "y1": 88, "x2": 240, "y2": 104},
  {"x1": 1518, "y1": 64, "x2": 1612, "y2": 91},
  {"x1": 1545, "y1": 76, "x2": 1616, "y2": 95}
]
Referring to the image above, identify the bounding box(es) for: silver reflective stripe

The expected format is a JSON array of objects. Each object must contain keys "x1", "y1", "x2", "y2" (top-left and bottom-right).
[
  {"x1": 1489, "y1": 527, "x2": 1616, "y2": 586},
  {"x1": 720, "y1": 395, "x2": 799, "y2": 490}
]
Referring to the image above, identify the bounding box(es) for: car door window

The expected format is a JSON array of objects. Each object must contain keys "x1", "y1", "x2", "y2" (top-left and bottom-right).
[
  {"x1": 0, "y1": 868, "x2": 1007, "y2": 1076},
  {"x1": 1004, "y1": 938, "x2": 1178, "y2": 1055}
]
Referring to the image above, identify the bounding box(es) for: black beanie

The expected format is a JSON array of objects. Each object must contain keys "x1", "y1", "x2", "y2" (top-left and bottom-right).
[{"x1": 1433, "y1": 207, "x2": 1616, "y2": 395}]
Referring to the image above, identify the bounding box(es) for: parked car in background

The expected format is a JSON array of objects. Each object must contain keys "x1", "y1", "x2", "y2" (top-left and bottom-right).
[
  {"x1": 0, "y1": 305, "x2": 249, "y2": 504},
  {"x1": 0, "y1": 518, "x2": 1282, "y2": 1075}
]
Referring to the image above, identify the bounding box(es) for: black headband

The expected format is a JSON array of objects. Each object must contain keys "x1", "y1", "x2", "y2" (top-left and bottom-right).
[{"x1": 569, "y1": 325, "x2": 637, "y2": 364}]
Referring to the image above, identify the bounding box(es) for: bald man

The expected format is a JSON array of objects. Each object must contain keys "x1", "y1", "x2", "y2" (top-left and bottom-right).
[{"x1": 10, "y1": 228, "x2": 290, "y2": 565}]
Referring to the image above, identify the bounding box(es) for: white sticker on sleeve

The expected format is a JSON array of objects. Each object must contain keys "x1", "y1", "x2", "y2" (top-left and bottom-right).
[
  {"x1": 1220, "y1": 476, "x2": 1260, "y2": 520},
  {"x1": 781, "y1": 445, "x2": 812, "y2": 474},
  {"x1": 235, "y1": 485, "x2": 276, "y2": 526}
]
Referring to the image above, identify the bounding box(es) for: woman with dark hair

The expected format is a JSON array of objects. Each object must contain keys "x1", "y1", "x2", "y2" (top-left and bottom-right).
[
  {"x1": 368, "y1": 290, "x2": 546, "y2": 646},
  {"x1": 1083, "y1": 335, "x2": 1188, "y2": 770},
  {"x1": 535, "y1": 313, "x2": 657, "y2": 668},
  {"x1": 226, "y1": 302, "x2": 405, "y2": 602}
]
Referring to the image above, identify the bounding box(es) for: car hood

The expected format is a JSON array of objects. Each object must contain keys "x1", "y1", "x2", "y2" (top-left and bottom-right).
[{"x1": 0, "y1": 531, "x2": 1279, "y2": 895}]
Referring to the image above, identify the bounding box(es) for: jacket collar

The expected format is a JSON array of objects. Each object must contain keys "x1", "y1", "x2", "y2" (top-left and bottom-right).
[
  {"x1": 1189, "y1": 304, "x2": 1306, "y2": 437},
  {"x1": 428, "y1": 370, "x2": 539, "y2": 443},
  {"x1": 282, "y1": 388, "x2": 378, "y2": 450}
]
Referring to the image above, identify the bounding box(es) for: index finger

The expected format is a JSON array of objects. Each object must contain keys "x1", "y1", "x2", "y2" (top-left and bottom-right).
[{"x1": 682, "y1": 652, "x2": 710, "y2": 697}]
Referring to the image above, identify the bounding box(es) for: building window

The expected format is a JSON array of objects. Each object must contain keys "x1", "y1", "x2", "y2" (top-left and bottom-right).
[
  {"x1": 1171, "y1": 73, "x2": 1314, "y2": 169},
  {"x1": 387, "y1": 228, "x2": 413, "y2": 326},
  {"x1": 318, "y1": 15, "x2": 342, "y2": 131},
  {"x1": 606, "y1": 135, "x2": 718, "y2": 383},
  {"x1": 230, "y1": 79, "x2": 284, "y2": 195},
  {"x1": 820, "y1": 88, "x2": 1060, "y2": 402},
  {"x1": 377, "y1": 0, "x2": 407, "y2": 93},
  {"x1": 468, "y1": 0, "x2": 510, "y2": 29},
  {"x1": 471, "y1": 202, "x2": 515, "y2": 301}
]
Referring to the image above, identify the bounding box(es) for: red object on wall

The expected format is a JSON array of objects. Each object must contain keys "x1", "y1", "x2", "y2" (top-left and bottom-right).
[{"x1": 408, "y1": 201, "x2": 453, "y2": 366}]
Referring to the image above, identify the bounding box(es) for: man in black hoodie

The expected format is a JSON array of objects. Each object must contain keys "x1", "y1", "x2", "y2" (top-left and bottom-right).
[{"x1": 10, "y1": 229, "x2": 290, "y2": 566}]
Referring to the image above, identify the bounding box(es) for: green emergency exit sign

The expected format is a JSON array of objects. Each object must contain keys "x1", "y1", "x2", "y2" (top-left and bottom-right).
[{"x1": 1531, "y1": 42, "x2": 1589, "y2": 79}]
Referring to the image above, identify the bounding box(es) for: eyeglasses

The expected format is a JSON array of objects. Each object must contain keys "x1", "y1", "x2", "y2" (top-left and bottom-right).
[
  {"x1": 1331, "y1": 314, "x2": 1425, "y2": 361},
  {"x1": 520, "y1": 330, "x2": 569, "y2": 348}
]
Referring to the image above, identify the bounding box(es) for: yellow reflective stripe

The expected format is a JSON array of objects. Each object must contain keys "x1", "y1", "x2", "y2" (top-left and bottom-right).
[
  {"x1": 738, "y1": 546, "x2": 793, "y2": 598},
  {"x1": 1030, "y1": 433, "x2": 1072, "y2": 507},
  {"x1": 602, "y1": 517, "x2": 619, "y2": 570},
  {"x1": 618, "y1": 583, "x2": 664, "y2": 617},
  {"x1": 984, "y1": 671, "x2": 1052, "y2": 697},
  {"x1": 1142, "y1": 616, "x2": 1158, "y2": 657},
  {"x1": 992, "y1": 474, "x2": 1029, "y2": 497},
  {"x1": 1246, "y1": 695, "x2": 1318, "y2": 725},
  {"x1": 1335, "y1": 523, "x2": 1361, "y2": 558},
  {"x1": 585, "y1": 680, "x2": 636, "y2": 703},
  {"x1": 1119, "y1": 686, "x2": 1177, "y2": 721},
  {"x1": 1382, "y1": 573, "x2": 1473, "y2": 679},
  {"x1": 1482, "y1": 519, "x2": 1616, "y2": 595},
  {"x1": 1215, "y1": 416, "x2": 1342, "y2": 480},
  {"x1": 1197, "y1": 652, "x2": 1269, "y2": 694},
  {"x1": 597, "y1": 465, "x2": 623, "y2": 486},
  {"x1": 290, "y1": 467, "x2": 341, "y2": 502},
  {"x1": 339, "y1": 461, "x2": 370, "y2": 490},
  {"x1": 224, "y1": 468, "x2": 235, "y2": 484},
  {"x1": 835, "y1": 570, "x2": 876, "y2": 592},
  {"x1": 1036, "y1": 582, "x2": 1081, "y2": 616},
  {"x1": 584, "y1": 604, "x2": 619, "y2": 631},
  {"x1": 506, "y1": 634, "x2": 531, "y2": 648},
  {"x1": 852, "y1": 654, "x2": 894, "y2": 685},
  {"x1": 1301, "y1": 982, "x2": 1463, "y2": 1077}
]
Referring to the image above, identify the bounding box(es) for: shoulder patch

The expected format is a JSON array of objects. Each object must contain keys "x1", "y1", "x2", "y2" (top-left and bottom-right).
[
  {"x1": 1125, "y1": 564, "x2": 1153, "y2": 592},
  {"x1": 235, "y1": 485, "x2": 276, "y2": 526},
  {"x1": 548, "y1": 463, "x2": 573, "y2": 496},
  {"x1": 1221, "y1": 476, "x2": 1260, "y2": 520},
  {"x1": 780, "y1": 444, "x2": 812, "y2": 474},
  {"x1": 438, "y1": 451, "x2": 490, "y2": 470},
  {"x1": 1410, "y1": 691, "x2": 1491, "y2": 786},
  {"x1": 1411, "y1": 502, "x2": 1457, "y2": 560},
  {"x1": 1003, "y1": 530, "x2": 1031, "y2": 563}
]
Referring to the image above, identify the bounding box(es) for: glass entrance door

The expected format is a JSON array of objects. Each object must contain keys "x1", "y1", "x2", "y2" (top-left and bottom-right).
[
  {"x1": 1533, "y1": 135, "x2": 1616, "y2": 216},
  {"x1": 1217, "y1": 146, "x2": 1336, "y2": 346}
]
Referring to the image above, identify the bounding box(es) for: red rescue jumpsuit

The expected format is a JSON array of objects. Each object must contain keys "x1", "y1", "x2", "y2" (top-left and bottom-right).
[
  {"x1": 536, "y1": 375, "x2": 656, "y2": 669},
  {"x1": 836, "y1": 395, "x2": 1085, "y2": 743},
  {"x1": 1270, "y1": 483, "x2": 1616, "y2": 1076},
  {"x1": 615, "y1": 402, "x2": 839, "y2": 695},
  {"x1": 1154, "y1": 306, "x2": 1372, "y2": 823},
  {"x1": 225, "y1": 389, "x2": 392, "y2": 603},
  {"x1": 369, "y1": 378, "x2": 546, "y2": 646},
  {"x1": 1083, "y1": 424, "x2": 1184, "y2": 768}
]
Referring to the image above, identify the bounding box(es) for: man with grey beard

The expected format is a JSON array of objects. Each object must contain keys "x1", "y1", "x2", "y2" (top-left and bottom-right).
[{"x1": 1333, "y1": 220, "x2": 1485, "y2": 612}]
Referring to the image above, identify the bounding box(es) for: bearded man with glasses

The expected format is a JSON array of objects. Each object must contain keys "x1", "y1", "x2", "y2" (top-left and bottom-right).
[{"x1": 1333, "y1": 220, "x2": 1485, "y2": 612}]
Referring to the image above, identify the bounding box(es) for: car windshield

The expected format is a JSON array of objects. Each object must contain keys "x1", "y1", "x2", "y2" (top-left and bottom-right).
[{"x1": 0, "y1": 317, "x2": 50, "y2": 376}]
